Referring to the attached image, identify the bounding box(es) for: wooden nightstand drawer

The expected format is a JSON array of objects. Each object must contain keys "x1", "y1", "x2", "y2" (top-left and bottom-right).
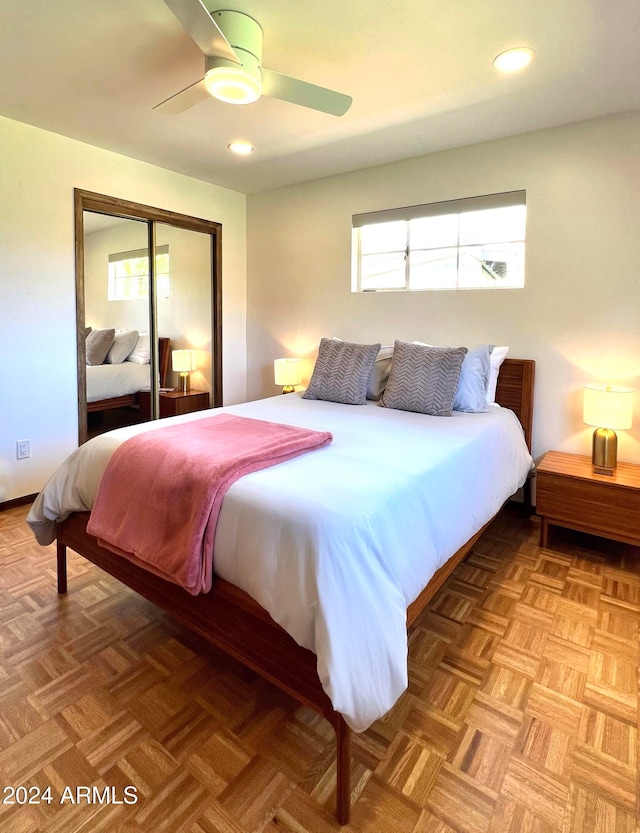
[{"x1": 537, "y1": 451, "x2": 640, "y2": 547}]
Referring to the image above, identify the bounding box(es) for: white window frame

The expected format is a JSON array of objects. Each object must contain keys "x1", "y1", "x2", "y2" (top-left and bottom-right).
[
  {"x1": 108, "y1": 245, "x2": 170, "y2": 301},
  {"x1": 351, "y1": 190, "x2": 526, "y2": 293}
]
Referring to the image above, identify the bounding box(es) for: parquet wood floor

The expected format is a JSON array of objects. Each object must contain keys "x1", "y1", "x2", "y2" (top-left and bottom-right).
[{"x1": 1, "y1": 503, "x2": 639, "y2": 832}]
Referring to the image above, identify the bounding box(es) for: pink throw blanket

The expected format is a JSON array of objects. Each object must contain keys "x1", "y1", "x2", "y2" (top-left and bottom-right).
[{"x1": 86, "y1": 414, "x2": 332, "y2": 594}]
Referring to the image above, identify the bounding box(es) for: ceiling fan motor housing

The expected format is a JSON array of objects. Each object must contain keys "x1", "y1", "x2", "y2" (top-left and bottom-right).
[{"x1": 210, "y1": 10, "x2": 262, "y2": 63}]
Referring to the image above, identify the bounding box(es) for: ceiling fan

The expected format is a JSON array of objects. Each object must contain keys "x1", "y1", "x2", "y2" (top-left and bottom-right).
[{"x1": 156, "y1": 0, "x2": 352, "y2": 116}]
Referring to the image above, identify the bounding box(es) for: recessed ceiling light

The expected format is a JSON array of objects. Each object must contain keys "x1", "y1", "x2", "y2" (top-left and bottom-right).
[
  {"x1": 228, "y1": 141, "x2": 255, "y2": 155},
  {"x1": 493, "y1": 47, "x2": 535, "y2": 73}
]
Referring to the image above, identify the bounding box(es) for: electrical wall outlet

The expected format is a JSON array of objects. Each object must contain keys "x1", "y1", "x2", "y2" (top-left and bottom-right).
[{"x1": 16, "y1": 439, "x2": 31, "y2": 460}]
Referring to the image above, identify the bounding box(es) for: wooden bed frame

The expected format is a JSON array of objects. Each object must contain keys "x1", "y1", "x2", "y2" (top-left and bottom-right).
[
  {"x1": 56, "y1": 358, "x2": 535, "y2": 824},
  {"x1": 86, "y1": 337, "x2": 171, "y2": 413}
]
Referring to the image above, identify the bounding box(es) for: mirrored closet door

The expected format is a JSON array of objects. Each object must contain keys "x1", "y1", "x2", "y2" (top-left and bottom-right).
[{"x1": 75, "y1": 189, "x2": 222, "y2": 445}]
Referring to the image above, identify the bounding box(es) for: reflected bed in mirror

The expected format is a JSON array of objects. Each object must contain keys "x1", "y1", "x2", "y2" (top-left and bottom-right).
[{"x1": 86, "y1": 336, "x2": 171, "y2": 440}]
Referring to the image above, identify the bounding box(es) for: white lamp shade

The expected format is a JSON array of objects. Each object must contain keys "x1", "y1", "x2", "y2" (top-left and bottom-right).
[
  {"x1": 583, "y1": 384, "x2": 634, "y2": 430},
  {"x1": 172, "y1": 349, "x2": 197, "y2": 373},
  {"x1": 274, "y1": 358, "x2": 302, "y2": 387}
]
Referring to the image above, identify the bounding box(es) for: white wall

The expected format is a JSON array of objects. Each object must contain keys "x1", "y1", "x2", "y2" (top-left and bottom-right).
[
  {"x1": 0, "y1": 115, "x2": 246, "y2": 502},
  {"x1": 246, "y1": 112, "x2": 640, "y2": 466}
]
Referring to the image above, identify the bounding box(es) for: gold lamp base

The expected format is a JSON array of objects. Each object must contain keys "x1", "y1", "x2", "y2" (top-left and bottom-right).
[
  {"x1": 592, "y1": 427, "x2": 617, "y2": 475},
  {"x1": 281, "y1": 385, "x2": 295, "y2": 394},
  {"x1": 178, "y1": 372, "x2": 191, "y2": 394}
]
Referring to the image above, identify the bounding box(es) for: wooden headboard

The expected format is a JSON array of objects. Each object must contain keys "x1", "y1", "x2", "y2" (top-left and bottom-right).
[
  {"x1": 158, "y1": 337, "x2": 171, "y2": 388},
  {"x1": 495, "y1": 358, "x2": 535, "y2": 451}
]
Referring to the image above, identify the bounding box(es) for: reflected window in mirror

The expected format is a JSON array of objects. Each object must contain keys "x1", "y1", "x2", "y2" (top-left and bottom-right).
[{"x1": 108, "y1": 245, "x2": 170, "y2": 301}]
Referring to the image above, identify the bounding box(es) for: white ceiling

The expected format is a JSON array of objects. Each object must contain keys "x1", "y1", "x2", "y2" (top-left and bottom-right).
[{"x1": 1, "y1": 1, "x2": 639, "y2": 194}]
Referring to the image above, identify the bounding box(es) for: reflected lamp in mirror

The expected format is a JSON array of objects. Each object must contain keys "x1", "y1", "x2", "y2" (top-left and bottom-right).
[
  {"x1": 172, "y1": 349, "x2": 197, "y2": 394},
  {"x1": 583, "y1": 384, "x2": 634, "y2": 475},
  {"x1": 274, "y1": 358, "x2": 302, "y2": 394}
]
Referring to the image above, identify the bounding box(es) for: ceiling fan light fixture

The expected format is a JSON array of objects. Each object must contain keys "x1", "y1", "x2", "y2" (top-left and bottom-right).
[
  {"x1": 493, "y1": 46, "x2": 535, "y2": 73},
  {"x1": 205, "y1": 64, "x2": 261, "y2": 104}
]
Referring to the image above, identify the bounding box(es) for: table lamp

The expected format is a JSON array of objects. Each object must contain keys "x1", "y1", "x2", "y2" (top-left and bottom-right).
[
  {"x1": 172, "y1": 349, "x2": 197, "y2": 393},
  {"x1": 274, "y1": 358, "x2": 302, "y2": 394},
  {"x1": 583, "y1": 384, "x2": 633, "y2": 475}
]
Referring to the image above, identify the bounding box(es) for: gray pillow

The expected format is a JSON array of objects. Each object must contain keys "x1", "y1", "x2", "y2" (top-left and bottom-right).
[
  {"x1": 86, "y1": 328, "x2": 116, "y2": 366},
  {"x1": 303, "y1": 338, "x2": 381, "y2": 405},
  {"x1": 106, "y1": 329, "x2": 139, "y2": 364},
  {"x1": 379, "y1": 341, "x2": 468, "y2": 416}
]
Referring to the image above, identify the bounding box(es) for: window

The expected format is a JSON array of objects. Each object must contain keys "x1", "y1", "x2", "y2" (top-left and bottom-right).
[
  {"x1": 352, "y1": 190, "x2": 526, "y2": 292},
  {"x1": 108, "y1": 245, "x2": 170, "y2": 300}
]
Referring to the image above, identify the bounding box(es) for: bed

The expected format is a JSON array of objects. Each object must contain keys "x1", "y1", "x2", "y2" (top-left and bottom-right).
[
  {"x1": 86, "y1": 335, "x2": 170, "y2": 413},
  {"x1": 28, "y1": 353, "x2": 534, "y2": 824}
]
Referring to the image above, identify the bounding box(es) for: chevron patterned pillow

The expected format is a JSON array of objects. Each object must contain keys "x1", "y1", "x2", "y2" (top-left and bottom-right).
[
  {"x1": 303, "y1": 338, "x2": 381, "y2": 405},
  {"x1": 86, "y1": 327, "x2": 116, "y2": 366},
  {"x1": 379, "y1": 341, "x2": 468, "y2": 416}
]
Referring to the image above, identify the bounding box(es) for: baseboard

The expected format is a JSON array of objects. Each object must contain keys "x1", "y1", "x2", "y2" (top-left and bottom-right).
[{"x1": 0, "y1": 493, "x2": 37, "y2": 512}]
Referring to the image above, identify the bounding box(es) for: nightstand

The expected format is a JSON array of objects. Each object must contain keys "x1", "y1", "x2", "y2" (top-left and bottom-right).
[
  {"x1": 139, "y1": 389, "x2": 210, "y2": 420},
  {"x1": 536, "y1": 450, "x2": 640, "y2": 548}
]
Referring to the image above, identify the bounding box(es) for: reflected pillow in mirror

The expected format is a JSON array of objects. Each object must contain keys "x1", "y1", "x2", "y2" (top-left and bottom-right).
[
  {"x1": 127, "y1": 332, "x2": 151, "y2": 365},
  {"x1": 86, "y1": 328, "x2": 115, "y2": 366},
  {"x1": 106, "y1": 329, "x2": 139, "y2": 364}
]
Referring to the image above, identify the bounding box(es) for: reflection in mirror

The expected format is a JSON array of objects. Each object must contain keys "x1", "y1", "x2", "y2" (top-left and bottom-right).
[
  {"x1": 75, "y1": 189, "x2": 223, "y2": 446},
  {"x1": 156, "y1": 223, "x2": 212, "y2": 401},
  {"x1": 84, "y1": 213, "x2": 152, "y2": 439}
]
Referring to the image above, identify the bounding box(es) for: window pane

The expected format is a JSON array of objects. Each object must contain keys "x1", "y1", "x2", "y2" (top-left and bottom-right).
[
  {"x1": 361, "y1": 252, "x2": 406, "y2": 290},
  {"x1": 360, "y1": 221, "x2": 406, "y2": 255},
  {"x1": 459, "y1": 205, "x2": 526, "y2": 245},
  {"x1": 458, "y1": 243, "x2": 525, "y2": 288},
  {"x1": 409, "y1": 248, "x2": 458, "y2": 289},
  {"x1": 410, "y1": 214, "x2": 458, "y2": 249},
  {"x1": 352, "y1": 192, "x2": 525, "y2": 293}
]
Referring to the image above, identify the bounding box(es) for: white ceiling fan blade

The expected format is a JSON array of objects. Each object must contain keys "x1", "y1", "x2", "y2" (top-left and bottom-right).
[
  {"x1": 261, "y1": 68, "x2": 352, "y2": 116},
  {"x1": 153, "y1": 77, "x2": 209, "y2": 114},
  {"x1": 162, "y1": 0, "x2": 239, "y2": 63}
]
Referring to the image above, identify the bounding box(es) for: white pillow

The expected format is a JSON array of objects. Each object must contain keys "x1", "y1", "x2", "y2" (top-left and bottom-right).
[
  {"x1": 106, "y1": 329, "x2": 139, "y2": 364},
  {"x1": 453, "y1": 344, "x2": 493, "y2": 413},
  {"x1": 367, "y1": 345, "x2": 394, "y2": 400},
  {"x1": 486, "y1": 346, "x2": 509, "y2": 404},
  {"x1": 127, "y1": 332, "x2": 151, "y2": 365}
]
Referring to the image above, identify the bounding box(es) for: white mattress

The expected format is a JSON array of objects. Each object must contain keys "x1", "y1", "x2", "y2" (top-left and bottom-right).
[
  {"x1": 86, "y1": 362, "x2": 150, "y2": 403},
  {"x1": 28, "y1": 394, "x2": 533, "y2": 732}
]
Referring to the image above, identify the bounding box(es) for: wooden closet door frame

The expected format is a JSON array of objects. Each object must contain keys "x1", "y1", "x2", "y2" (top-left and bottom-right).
[{"x1": 74, "y1": 189, "x2": 222, "y2": 445}]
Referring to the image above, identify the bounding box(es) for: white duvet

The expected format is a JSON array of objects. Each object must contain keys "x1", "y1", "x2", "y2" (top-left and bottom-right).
[
  {"x1": 86, "y1": 362, "x2": 150, "y2": 403},
  {"x1": 28, "y1": 394, "x2": 532, "y2": 732}
]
